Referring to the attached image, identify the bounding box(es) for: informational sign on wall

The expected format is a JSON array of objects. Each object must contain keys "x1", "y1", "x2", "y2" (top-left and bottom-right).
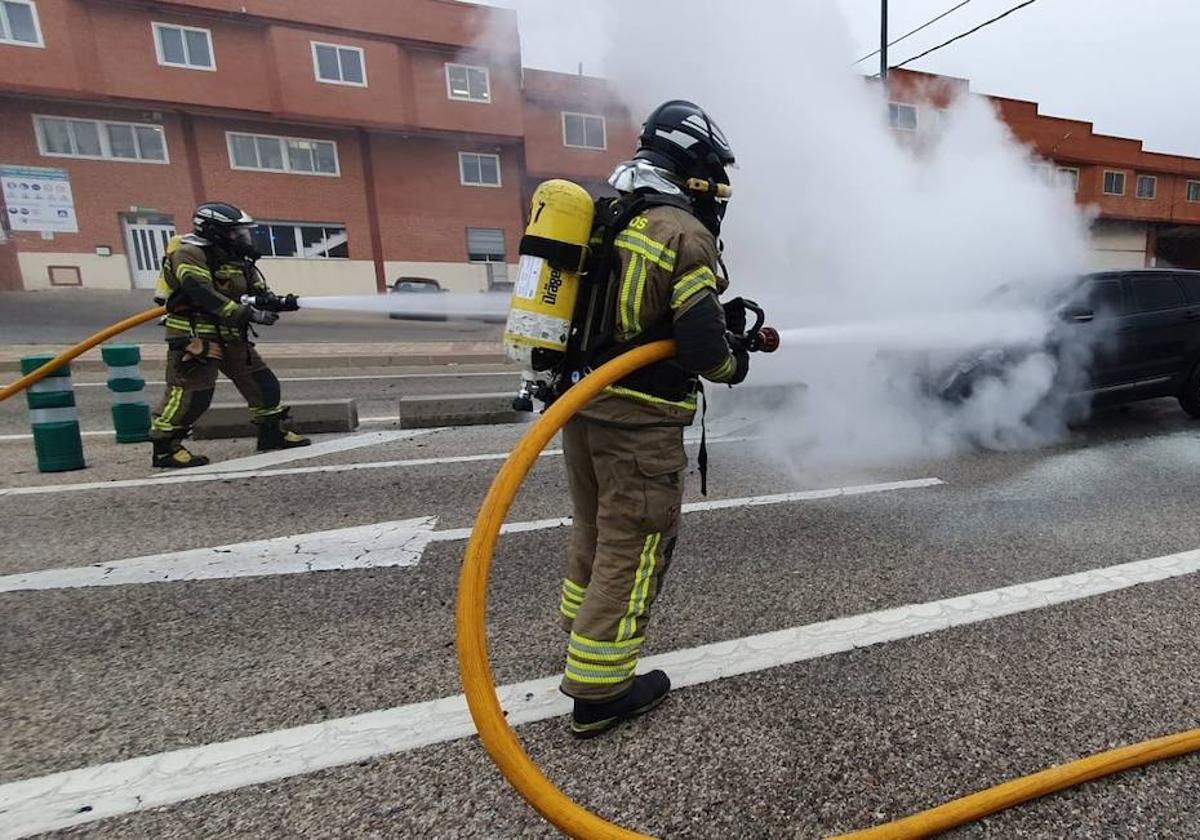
[{"x1": 0, "y1": 165, "x2": 79, "y2": 233}]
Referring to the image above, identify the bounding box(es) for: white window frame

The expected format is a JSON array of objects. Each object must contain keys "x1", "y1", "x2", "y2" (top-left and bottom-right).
[
  {"x1": 445, "y1": 62, "x2": 491, "y2": 103},
  {"x1": 888, "y1": 102, "x2": 918, "y2": 132},
  {"x1": 33, "y1": 114, "x2": 169, "y2": 164},
  {"x1": 1187, "y1": 180, "x2": 1200, "y2": 203},
  {"x1": 1056, "y1": 166, "x2": 1080, "y2": 193},
  {"x1": 225, "y1": 131, "x2": 341, "y2": 177},
  {"x1": 254, "y1": 221, "x2": 349, "y2": 260},
  {"x1": 152, "y1": 21, "x2": 215, "y2": 71},
  {"x1": 1102, "y1": 170, "x2": 1126, "y2": 196},
  {"x1": 311, "y1": 41, "x2": 367, "y2": 87},
  {"x1": 458, "y1": 152, "x2": 501, "y2": 188},
  {"x1": 562, "y1": 111, "x2": 607, "y2": 150},
  {"x1": 0, "y1": 0, "x2": 44, "y2": 48},
  {"x1": 1135, "y1": 174, "x2": 1157, "y2": 200}
]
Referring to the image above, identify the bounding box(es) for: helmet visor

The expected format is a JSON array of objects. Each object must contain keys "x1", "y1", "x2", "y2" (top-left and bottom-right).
[{"x1": 230, "y1": 225, "x2": 255, "y2": 247}]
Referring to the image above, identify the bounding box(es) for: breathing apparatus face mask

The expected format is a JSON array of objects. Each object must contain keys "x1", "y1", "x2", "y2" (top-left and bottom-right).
[{"x1": 226, "y1": 225, "x2": 261, "y2": 260}]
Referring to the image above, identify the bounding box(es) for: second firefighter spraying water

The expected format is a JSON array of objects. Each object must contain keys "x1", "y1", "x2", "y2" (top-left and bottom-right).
[
  {"x1": 149, "y1": 202, "x2": 310, "y2": 468},
  {"x1": 503, "y1": 100, "x2": 779, "y2": 738}
]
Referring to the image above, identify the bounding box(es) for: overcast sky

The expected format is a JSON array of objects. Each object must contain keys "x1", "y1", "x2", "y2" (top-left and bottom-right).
[{"x1": 492, "y1": 0, "x2": 1200, "y2": 158}]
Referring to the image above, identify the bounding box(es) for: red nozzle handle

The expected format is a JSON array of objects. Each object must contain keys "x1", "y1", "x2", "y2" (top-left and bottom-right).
[{"x1": 751, "y1": 326, "x2": 780, "y2": 353}]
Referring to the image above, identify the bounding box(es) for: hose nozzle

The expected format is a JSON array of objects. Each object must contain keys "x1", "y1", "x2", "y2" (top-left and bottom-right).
[{"x1": 240, "y1": 293, "x2": 300, "y2": 312}]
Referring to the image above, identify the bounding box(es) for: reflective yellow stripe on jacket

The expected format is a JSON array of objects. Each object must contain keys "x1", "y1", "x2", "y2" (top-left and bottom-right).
[
  {"x1": 601, "y1": 384, "x2": 697, "y2": 412},
  {"x1": 670, "y1": 265, "x2": 719, "y2": 310},
  {"x1": 615, "y1": 229, "x2": 677, "y2": 340}
]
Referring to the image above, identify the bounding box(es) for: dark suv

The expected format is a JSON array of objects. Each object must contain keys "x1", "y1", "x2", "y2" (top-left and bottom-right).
[{"x1": 937, "y1": 269, "x2": 1200, "y2": 418}]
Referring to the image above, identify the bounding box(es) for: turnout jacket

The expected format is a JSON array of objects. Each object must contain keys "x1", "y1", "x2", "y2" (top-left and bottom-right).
[
  {"x1": 580, "y1": 204, "x2": 742, "y2": 427},
  {"x1": 162, "y1": 236, "x2": 268, "y2": 342}
]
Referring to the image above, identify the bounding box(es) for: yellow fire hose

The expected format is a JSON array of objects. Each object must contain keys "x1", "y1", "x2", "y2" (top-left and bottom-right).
[
  {"x1": 831, "y1": 726, "x2": 1200, "y2": 839},
  {"x1": 454, "y1": 340, "x2": 1200, "y2": 839},
  {"x1": 0, "y1": 305, "x2": 166, "y2": 403}
]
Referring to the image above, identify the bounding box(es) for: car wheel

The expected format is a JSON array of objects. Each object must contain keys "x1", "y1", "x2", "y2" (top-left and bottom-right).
[{"x1": 1177, "y1": 360, "x2": 1200, "y2": 418}]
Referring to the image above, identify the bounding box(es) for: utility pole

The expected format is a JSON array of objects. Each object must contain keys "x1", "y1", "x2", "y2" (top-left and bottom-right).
[{"x1": 880, "y1": 0, "x2": 889, "y2": 91}]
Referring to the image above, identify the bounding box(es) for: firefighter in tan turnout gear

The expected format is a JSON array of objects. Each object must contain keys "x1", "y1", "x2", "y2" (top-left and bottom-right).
[
  {"x1": 560, "y1": 101, "x2": 749, "y2": 737},
  {"x1": 150, "y1": 202, "x2": 310, "y2": 468}
]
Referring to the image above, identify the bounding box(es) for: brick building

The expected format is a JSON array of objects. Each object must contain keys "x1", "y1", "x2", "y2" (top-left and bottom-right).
[
  {"x1": 2, "y1": 4, "x2": 1198, "y2": 295},
  {"x1": 0, "y1": 0, "x2": 631, "y2": 293},
  {"x1": 886, "y1": 69, "x2": 1200, "y2": 270}
]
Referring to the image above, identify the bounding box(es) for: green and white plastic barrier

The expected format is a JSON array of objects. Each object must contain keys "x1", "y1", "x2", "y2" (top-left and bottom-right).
[
  {"x1": 101, "y1": 344, "x2": 150, "y2": 443},
  {"x1": 21, "y1": 354, "x2": 85, "y2": 473}
]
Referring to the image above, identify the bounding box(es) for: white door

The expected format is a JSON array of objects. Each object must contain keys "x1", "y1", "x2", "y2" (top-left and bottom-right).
[{"x1": 123, "y1": 221, "x2": 176, "y2": 289}]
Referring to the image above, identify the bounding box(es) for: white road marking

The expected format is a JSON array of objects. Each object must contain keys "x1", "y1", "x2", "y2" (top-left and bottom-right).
[
  {"x1": 0, "y1": 519, "x2": 439, "y2": 592},
  {"x1": 174, "y1": 429, "x2": 436, "y2": 475},
  {"x1": 4, "y1": 543, "x2": 1196, "y2": 836},
  {"x1": 0, "y1": 479, "x2": 942, "y2": 592},
  {"x1": 70, "y1": 371, "x2": 518, "y2": 388},
  {"x1": 0, "y1": 437, "x2": 756, "y2": 498}
]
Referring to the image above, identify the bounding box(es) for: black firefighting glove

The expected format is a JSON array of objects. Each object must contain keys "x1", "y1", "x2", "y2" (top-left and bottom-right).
[
  {"x1": 722, "y1": 297, "x2": 747, "y2": 337},
  {"x1": 250, "y1": 307, "x2": 280, "y2": 326},
  {"x1": 236, "y1": 306, "x2": 279, "y2": 327}
]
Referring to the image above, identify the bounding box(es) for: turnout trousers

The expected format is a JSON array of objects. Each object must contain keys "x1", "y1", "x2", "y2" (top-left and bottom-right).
[
  {"x1": 559, "y1": 416, "x2": 687, "y2": 701},
  {"x1": 150, "y1": 340, "x2": 284, "y2": 439}
]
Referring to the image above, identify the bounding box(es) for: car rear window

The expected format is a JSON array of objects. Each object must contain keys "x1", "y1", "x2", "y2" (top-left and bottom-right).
[{"x1": 1132, "y1": 276, "x2": 1186, "y2": 312}]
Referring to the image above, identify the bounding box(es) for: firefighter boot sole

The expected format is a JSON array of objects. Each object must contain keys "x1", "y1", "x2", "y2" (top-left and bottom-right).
[
  {"x1": 151, "y1": 451, "x2": 211, "y2": 469},
  {"x1": 256, "y1": 429, "x2": 312, "y2": 452},
  {"x1": 570, "y1": 670, "x2": 671, "y2": 739}
]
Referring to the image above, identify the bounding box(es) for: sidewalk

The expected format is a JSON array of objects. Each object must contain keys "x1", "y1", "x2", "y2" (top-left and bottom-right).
[{"x1": 0, "y1": 341, "x2": 508, "y2": 373}]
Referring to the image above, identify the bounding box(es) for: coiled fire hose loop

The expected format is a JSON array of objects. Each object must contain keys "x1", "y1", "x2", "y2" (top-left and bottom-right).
[
  {"x1": 456, "y1": 339, "x2": 1200, "y2": 839},
  {"x1": 0, "y1": 306, "x2": 166, "y2": 402}
]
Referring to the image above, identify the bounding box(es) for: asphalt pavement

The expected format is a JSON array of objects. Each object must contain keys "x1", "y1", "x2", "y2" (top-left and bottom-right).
[{"x1": 2, "y1": 381, "x2": 1200, "y2": 839}]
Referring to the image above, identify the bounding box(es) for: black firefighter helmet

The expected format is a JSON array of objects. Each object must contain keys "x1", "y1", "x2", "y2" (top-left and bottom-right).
[
  {"x1": 634, "y1": 100, "x2": 736, "y2": 234},
  {"x1": 192, "y1": 201, "x2": 259, "y2": 258}
]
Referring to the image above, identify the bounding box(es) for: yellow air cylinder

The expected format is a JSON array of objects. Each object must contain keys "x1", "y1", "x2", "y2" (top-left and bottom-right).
[{"x1": 504, "y1": 179, "x2": 594, "y2": 368}]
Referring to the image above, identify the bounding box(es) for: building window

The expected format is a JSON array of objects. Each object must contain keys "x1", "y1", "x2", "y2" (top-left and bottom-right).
[
  {"x1": 1102, "y1": 170, "x2": 1126, "y2": 196},
  {"x1": 34, "y1": 115, "x2": 167, "y2": 163},
  {"x1": 459, "y1": 152, "x2": 501, "y2": 187},
  {"x1": 446, "y1": 63, "x2": 490, "y2": 102},
  {"x1": 153, "y1": 22, "x2": 214, "y2": 70},
  {"x1": 1187, "y1": 180, "x2": 1200, "y2": 203},
  {"x1": 888, "y1": 102, "x2": 918, "y2": 131},
  {"x1": 1136, "y1": 174, "x2": 1157, "y2": 200},
  {"x1": 251, "y1": 222, "x2": 348, "y2": 259},
  {"x1": 562, "y1": 112, "x2": 606, "y2": 150},
  {"x1": 1056, "y1": 166, "x2": 1080, "y2": 192},
  {"x1": 311, "y1": 42, "x2": 366, "y2": 86},
  {"x1": 0, "y1": 0, "x2": 42, "y2": 47},
  {"x1": 1029, "y1": 162, "x2": 1052, "y2": 185},
  {"x1": 227, "y1": 132, "x2": 339, "y2": 176},
  {"x1": 467, "y1": 227, "x2": 508, "y2": 287}
]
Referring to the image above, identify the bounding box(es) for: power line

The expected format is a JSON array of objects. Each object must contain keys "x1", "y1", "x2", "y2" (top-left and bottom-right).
[
  {"x1": 890, "y1": 0, "x2": 1041, "y2": 70},
  {"x1": 855, "y1": 0, "x2": 976, "y2": 65}
]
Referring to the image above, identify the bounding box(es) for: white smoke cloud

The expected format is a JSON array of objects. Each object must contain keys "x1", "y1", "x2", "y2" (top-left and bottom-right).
[{"x1": 488, "y1": 0, "x2": 1097, "y2": 468}]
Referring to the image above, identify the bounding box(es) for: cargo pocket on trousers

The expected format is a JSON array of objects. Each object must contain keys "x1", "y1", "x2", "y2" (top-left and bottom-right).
[{"x1": 634, "y1": 449, "x2": 687, "y2": 534}]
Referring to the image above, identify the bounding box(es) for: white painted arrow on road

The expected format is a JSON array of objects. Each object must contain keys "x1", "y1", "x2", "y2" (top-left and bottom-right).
[
  {"x1": 0, "y1": 518, "x2": 439, "y2": 592},
  {"x1": 0, "y1": 478, "x2": 943, "y2": 592}
]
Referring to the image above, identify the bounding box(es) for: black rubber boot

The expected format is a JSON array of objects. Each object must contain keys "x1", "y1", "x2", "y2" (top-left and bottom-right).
[
  {"x1": 256, "y1": 412, "x2": 311, "y2": 452},
  {"x1": 569, "y1": 670, "x2": 671, "y2": 739},
  {"x1": 151, "y1": 438, "x2": 210, "y2": 469}
]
